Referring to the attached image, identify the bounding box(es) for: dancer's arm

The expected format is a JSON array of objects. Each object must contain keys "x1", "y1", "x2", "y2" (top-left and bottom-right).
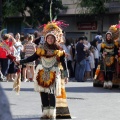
[
  {"x1": 20, "y1": 53, "x2": 39, "y2": 64},
  {"x1": 60, "y1": 55, "x2": 69, "y2": 83}
]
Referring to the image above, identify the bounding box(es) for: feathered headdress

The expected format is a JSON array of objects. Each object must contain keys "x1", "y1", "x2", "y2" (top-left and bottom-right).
[
  {"x1": 39, "y1": 0, "x2": 69, "y2": 43},
  {"x1": 41, "y1": 20, "x2": 68, "y2": 43},
  {"x1": 108, "y1": 24, "x2": 119, "y2": 40}
]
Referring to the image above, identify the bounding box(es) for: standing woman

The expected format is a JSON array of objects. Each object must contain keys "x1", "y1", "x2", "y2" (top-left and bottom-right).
[
  {"x1": 91, "y1": 39, "x2": 99, "y2": 77},
  {"x1": 14, "y1": 33, "x2": 23, "y2": 54},
  {"x1": 7, "y1": 33, "x2": 19, "y2": 82},
  {"x1": 18, "y1": 21, "x2": 71, "y2": 119},
  {"x1": 0, "y1": 34, "x2": 16, "y2": 81},
  {"x1": 23, "y1": 35, "x2": 36, "y2": 81},
  {"x1": 101, "y1": 32, "x2": 118, "y2": 89}
]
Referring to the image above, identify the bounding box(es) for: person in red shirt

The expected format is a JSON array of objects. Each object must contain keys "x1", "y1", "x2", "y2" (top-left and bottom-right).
[{"x1": 0, "y1": 34, "x2": 16, "y2": 81}]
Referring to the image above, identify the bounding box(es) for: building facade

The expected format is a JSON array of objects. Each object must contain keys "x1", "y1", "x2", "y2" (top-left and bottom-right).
[
  {"x1": 5, "y1": 0, "x2": 120, "y2": 41},
  {"x1": 58, "y1": 0, "x2": 120, "y2": 41}
]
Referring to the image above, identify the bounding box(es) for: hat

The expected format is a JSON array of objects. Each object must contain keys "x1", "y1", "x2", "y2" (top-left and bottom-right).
[
  {"x1": 95, "y1": 35, "x2": 102, "y2": 43},
  {"x1": 108, "y1": 24, "x2": 119, "y2": 40},
  {"x1": 42, "y1": 21, "x2": 68, "y2": 43},
  {"x1": 106, "y1": 31, "x2": 112, "y2": 36}
]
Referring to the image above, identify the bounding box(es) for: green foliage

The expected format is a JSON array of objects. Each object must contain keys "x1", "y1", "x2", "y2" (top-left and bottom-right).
[
  {"x1": 2, "y1": 0, "x2": 67, "y2": 28},
  {"x1": 80, "y1": 0, "x2": 108, "y2": 15}
]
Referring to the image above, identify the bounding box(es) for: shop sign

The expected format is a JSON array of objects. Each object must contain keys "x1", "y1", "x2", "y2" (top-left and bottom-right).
[{"x1": 77, "y1": 22, "x2": 97, "y2": 30}]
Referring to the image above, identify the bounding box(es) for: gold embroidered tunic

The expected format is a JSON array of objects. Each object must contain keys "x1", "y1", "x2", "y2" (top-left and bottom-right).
[
  {"x1": 100, "y1": 41, "x2": 118, "y2": 71},
  {"x1": 20, "y1": 44, "x2": 68, "y2": 96}
]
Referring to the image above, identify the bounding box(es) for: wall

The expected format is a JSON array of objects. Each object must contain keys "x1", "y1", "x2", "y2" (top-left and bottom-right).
[{"x1": 58, "y1": 13, "x2": 119, "y2": 41}]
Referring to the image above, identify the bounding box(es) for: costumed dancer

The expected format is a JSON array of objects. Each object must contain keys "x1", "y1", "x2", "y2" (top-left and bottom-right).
[
  {"x1": 100, "y1": 31, "x2": 118, "y2": 89},
  {"x1": 108, "y1": 24, "x2": 120, "y2": 86},
  {"x1": 17, "y1": 21, "x2": 71, "y2": 119}
]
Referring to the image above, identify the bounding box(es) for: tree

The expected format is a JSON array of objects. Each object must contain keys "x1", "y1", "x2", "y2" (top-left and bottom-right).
[
  {"x1": 75, "y1": 0, "x2": 112, "y2": 34},
  {"x1": 2, "y1": 0, "x2": 67, "y2": 28}
]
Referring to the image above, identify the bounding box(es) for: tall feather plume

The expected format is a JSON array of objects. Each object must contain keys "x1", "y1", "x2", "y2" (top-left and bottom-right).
[{"x1": 50, "y1": 0, "x2": 53, "y2": 22}]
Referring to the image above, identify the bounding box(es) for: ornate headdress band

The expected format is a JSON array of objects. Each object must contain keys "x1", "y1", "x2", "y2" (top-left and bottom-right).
[
  {"x1": 39, "y1": 20, "x2": 69, "y2": 43},
  {"x1": 108, "y1": 24, "x2": 119, "y2": 40}
]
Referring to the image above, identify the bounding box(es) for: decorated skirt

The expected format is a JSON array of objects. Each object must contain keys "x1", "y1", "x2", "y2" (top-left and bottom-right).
[
  {"x1": 100, "y1": 58, "x2": 115, "y2": 72},
  {"x1": 34, "y1": 56, "x2": 61, "y2": 96},
  {"x1": 56, "y1": 79, "x2": 71, "y2": 119}
]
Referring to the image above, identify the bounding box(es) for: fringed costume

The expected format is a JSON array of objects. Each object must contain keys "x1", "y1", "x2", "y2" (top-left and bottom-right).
[
  {"x1": 94, "y1": 31, "x2": 118, "y2": 89},
  {"x1": 20, "y1": 21, "x2": 71, "y2": 119}
]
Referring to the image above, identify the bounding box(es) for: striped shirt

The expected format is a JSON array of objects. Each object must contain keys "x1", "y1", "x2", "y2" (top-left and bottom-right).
[{"x1": 24, "y1": 42, "x2": 36, "y2": 58}]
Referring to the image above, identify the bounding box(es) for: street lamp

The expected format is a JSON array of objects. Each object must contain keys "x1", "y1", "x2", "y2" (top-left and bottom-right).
[{"x1": 0, "y1": 0, "x2": 2, "y2": 30}]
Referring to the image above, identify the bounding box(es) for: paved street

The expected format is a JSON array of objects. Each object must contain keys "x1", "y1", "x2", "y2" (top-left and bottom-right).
[{"x1": 1, "y1": 81, "x2": 120, "y2": 120}]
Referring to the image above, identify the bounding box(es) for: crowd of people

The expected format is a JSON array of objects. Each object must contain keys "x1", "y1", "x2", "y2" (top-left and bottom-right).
[
  {"x1": 60, "y1": 28, "x2": 120, "y2": 90},
  {"x1": 0, "y1": 29, "x2": 102, "y2": 83},
  {"x1": 60, "y1": 34, "x2": 102, "y2": 83},
  {"x1": 66, "y1": 29, "x2": 120, "y2": 90},
  {"x1": 0, "y1": 32, "x2": 39, "y2": 82},
  {"x1": 0, "y1": 22, "x2": 120, "y2": 119},
  {"x1": 0, "y1": 27, "x2": 120, "y2": 87},
  {"x1": 0, "y1": 30, "x2": 115, "y2": 82}
]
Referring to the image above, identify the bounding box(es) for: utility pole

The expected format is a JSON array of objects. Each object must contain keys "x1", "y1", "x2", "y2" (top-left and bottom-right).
[{"x1": 0, "y1": 0, "x2": 2, "y2": 30}]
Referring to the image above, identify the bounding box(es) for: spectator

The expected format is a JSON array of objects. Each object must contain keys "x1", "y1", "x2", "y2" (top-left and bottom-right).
[
  {"x1": 33, "y1": 31, "x2": 43, "y2": 45},
  {"x1": 83, "y1": 36, "x2": 91, "y2": 49},
  {"x1": 66, "y1": 40, "x2": 74, "y2": 78},
  {"x1": 23, "y1": 35, "x2": 36, "y2": 82},
  {"x1": 91, "y1": 39, "x2": 99, "y2": 76},
  {"x1": 85, "y1": 50, "x2": 91, "y2": 81},
  {"x1": 7, "y1": 33, "x2": 18, "y2": 82},
  {"x1": 95, "y1": 35, "x2": 102, "y2": 43},
  {"x1": 71, "y1": 43, "x2": 76, "y2": 77},
  {"x1": 0, "y1": 34, "x2": 16, "y2": 81},
  {"x1": 75, "y1": 36, "x2": 88, "y2": 82},
  {"x1": 14, "y1": 33, "x2": 23, "y2": 59},
  {"x1": 21, "y1": 34, "x2": 29, "y2": 81}
]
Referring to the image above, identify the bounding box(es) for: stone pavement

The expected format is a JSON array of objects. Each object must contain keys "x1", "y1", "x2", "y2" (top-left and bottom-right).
[
  {"x1": 0, "y1": 84, "x2": 12, "y2": 120},
  {"x1": 0, "y1": 81, "x2": 120, "y2": 120}
]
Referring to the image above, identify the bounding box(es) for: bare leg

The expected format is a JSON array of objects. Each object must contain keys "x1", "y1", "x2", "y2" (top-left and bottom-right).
[
  {"x1": 30, "y1": 66, "x2": 35, "y2": 80},
  {"x1": 23, "y1": 67, "x2": 27, "y2": 80}
]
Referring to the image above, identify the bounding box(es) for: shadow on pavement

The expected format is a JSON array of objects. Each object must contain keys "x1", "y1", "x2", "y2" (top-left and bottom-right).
[
  {"x1": 13, "y1": 115, "x2": 74, "y2": 120},
  {"x1": 66, "y1": 86, "x2": 120, "y2": 93},
  {"x1": 3, "y1": 86, "x2": 120, "y2": 93},
  {"x1": 3, "y1": 88, "x2": 34, "y2": 92},
  {"x1": 13, "y1": 115, "x2": 40, "y2": 120},
  {"x1": 14, "y1": 118, "x2": 39, "y2": 120}
]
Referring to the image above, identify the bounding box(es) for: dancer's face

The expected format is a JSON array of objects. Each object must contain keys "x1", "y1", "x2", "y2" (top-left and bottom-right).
[
  {"x1": 46, "y1": 35, "x2": 55, "y2": 45},
  {"x1": 106, "y1": 33, "x2": 113, "y2": 43},
  {"x1": 106, "y1": 34, "x2": 112, "y2": 41}
]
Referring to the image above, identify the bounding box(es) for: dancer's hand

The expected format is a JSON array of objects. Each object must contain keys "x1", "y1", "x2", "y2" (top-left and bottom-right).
[
  {"x1": 115, "y1": 55, "x2": 118, "y2": 60},
  {"x1": 102, "y1": 52, "x2": 107, "y2": 58},
  {"x1": 15, "y1": 60, "x2": 20, "y2": 65},
  {"x1": 65, "y1": 77, "x2": 69, "y2": 84},
  {"x1": 65, "y1": 53, "x2": 69, "y2": 58},
  {"x1": 103, "y1": 52, "x2": 107, "y2": 55},
  {"x1": 102, "y1": 54, "x2": 105, "y2": 58}
]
